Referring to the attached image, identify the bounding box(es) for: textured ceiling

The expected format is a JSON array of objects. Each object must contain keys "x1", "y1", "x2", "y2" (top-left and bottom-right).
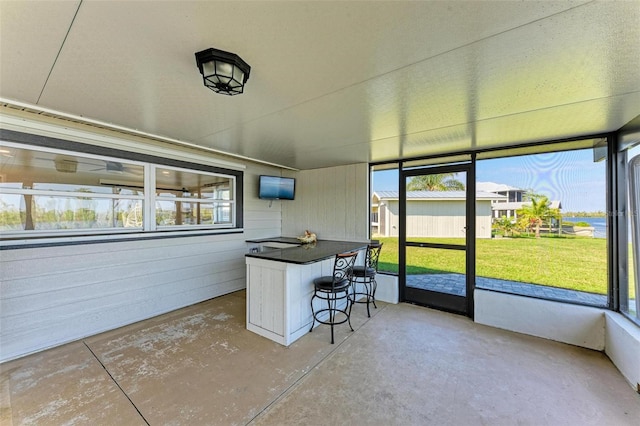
[{"x1": 1, "y1": 1, "x2": 639, "y2": 170}]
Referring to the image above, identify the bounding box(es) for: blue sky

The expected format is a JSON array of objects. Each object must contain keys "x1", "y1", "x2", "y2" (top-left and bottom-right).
[{"x1": 372, "y1": 149, "x2": 606, "y2": 213}]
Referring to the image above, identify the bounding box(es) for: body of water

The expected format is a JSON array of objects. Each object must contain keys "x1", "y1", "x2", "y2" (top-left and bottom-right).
[{"x1": 564, "y1": 217, "x2": 607, "y2": 238}]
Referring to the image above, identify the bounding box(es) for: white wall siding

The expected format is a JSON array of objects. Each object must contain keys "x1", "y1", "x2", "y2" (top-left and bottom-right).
[
  {"x1": 476, "y1": 202, "x2": 493, "y2": 239},
  {"x1": 0, "y1": 120, "x2": 283, "y2": 361},
  {"x1": 1, "y1": 234, "x2": 244, "y2": 361},
  {"x1": 2, "y1": 162, "x2": 281, "y2": 362},
  {"x1": 282, "y1": 164, "x2": 369, "y2": 241},
  {"x1": 406, "y1": 200, "x2": 466, "y2": 238},
  {"x1": 384, "y1": 201, "x2": 400, "y2": 237},
  {"x1": 243, "y1": 163, "x2": 286, "y2": 241}
]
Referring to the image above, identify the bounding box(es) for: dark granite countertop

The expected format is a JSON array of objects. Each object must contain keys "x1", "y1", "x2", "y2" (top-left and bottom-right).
[
  {"x1": 245, "y1": 238, "x2": 370, "y2": 265},
  {"x1": 246, "y1": 237, "x2": 303, "y2": 245}
]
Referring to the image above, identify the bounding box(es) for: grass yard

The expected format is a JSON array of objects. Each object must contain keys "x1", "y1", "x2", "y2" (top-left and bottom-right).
[{"x1": 375, "y1": 236, "x2": 626, "y2": 296}]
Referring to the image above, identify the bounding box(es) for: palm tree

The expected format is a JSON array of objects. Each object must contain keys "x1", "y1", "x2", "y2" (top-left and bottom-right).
[
  {"x1": 522, "y1": 188, "x2": 544, "y2": 202},
  {"x1": 517, "y1": 195, "x2": 560, "y2": 238},
  {"x1": 407, "y1": 173, "x2": 465, "y2": 191}
]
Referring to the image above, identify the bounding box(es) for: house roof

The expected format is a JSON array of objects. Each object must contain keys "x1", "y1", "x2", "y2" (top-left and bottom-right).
[
  {"x1": 373, "y1": 191, "x2": 507, "y2": 201},
  {"x1": 476, "y1": 182, "x2": 523, "y2": 193}
]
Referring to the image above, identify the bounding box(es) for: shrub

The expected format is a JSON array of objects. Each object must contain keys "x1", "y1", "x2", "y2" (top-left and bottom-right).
[{"x1": 562, "y1": 220, "x2": 591, "y2": 227}]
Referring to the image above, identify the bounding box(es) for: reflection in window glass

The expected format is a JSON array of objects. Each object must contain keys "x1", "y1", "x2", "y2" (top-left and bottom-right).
[
  {"x1": 476, "y1": 147, "x2": 608, "y2": 306},
  {"x1": 155, "y1": 167, "x2": 234, "y2": 228},
  {"x1": 0, "y1": 194, "x2": 146, "y2": 231},
  {"x1": 0, "y1": 193, "x2": 22, "y2": 230},
  {"x1": 0, "y1": 142, "x2": 241, "y2": 241},
  {"x1": 0, "y1": 195, "x2": 144, "y2": 231},
  {"x1": 0, "y1": 150, "x2": 144, "y2": 192},
  {"x1": 32, "y1": 197, "x2": 143, "y2": 230},
  {"x1": 32, "y1": 183, "x2": 124, "y2": 194},
  {"x1": 0, "y1": 144, "x2": 145, "y2": 234}
]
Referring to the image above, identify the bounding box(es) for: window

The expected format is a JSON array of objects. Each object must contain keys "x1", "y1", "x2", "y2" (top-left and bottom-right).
[
  {"x1": 370, "y1": 163, "x2": 400, "y2": 273},
  {"x1": 155, "y1": 167, "x2": 234, "y2": 229},
  {"x1": 476, "y1": 143, "x2": 608, "y2": 307},
  {"x1": 0, "y1": 141, "x2": 241, "y2": 243},
  {"x1": 370, "y1": 139, "x2": 611, "y2": 308},
  {"x1": 624, "y1": 143, "x2": 640, "y2": 322},
  {"x1": 0, "y1": 144, "x2": 146, "y2": 235}
]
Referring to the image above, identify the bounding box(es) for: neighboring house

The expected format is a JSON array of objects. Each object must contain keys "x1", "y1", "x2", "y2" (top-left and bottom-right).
[
  {"x1": 491, "y1": 200, "x2": 563, "y2": 221},
  {"x1": 476, "y1": 182, "x2": 562, "y2": 220},
  {"x1": 371, "y1": 191, "x2": 506, "y2": 239},
  {"x1": 477, "y1": 182, "x2": 524, "y2": 203}
]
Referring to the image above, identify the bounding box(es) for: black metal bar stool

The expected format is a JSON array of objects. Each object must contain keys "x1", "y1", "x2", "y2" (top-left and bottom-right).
[
  {"x1": 349, "y1": 242, "x2": 383, "y2": 317},
  {"x1": 309, "y1": 250, "x2": 359, "y2": 344}
]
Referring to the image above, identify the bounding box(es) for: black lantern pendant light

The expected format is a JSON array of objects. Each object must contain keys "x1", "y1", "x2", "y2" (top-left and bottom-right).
[{"x1": 195, "y1": 48, "x2": 251, "y2": 96}]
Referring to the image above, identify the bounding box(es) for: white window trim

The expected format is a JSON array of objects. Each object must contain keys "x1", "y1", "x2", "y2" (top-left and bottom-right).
[
  {"x1": 151, "y1": 164, "x2": 236, "y2": 231},
  {"x1": 0, "y1": 228, "x2": 245, "y2": 248},
  {"x1": 0, "y1": 142, "x2": 242, "y2": 246}
]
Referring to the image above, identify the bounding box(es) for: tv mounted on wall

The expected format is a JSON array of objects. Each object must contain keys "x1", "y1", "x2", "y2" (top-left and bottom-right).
[{"x1": 259, "y1": 175, "x2": 295, "y2": 200}]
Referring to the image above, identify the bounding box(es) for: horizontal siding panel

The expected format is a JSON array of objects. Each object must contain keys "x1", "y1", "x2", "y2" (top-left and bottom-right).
[
  {"x1": 1, "y1": 257, "x2": 246, "y2": 352},
  {"x1": 1, "y1": 258, "x2": 246, "y2": 315},
  {"x1": 1, "y1": 160, "x2": 284, "y2": 361},
  {"x1": 244, "y1": 209, "x2": 281, "y2": 221},
  {"x1": 2, "y1": 247, "x2": 246, "y2": 298},
  {"x1": 242, "y1": 219, "x2": 282, "y2": 232},
  {"x1": 1, "y1": 278, "x2": 245, "y2": 360},
  {"x1": 1, "y1": 239, "x2": 247, "y2": 281},
  {"x1": 1, "y1": 274, "x2": 242, "y2": 336}
]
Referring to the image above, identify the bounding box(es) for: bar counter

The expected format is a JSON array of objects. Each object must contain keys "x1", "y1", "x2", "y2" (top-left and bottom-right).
[
  {"x1": 245, "y1": 237, "x2": 369, "y2": 264},
  {"x1": 244, "y1": 237, "x2": 370, "y2": 345}
]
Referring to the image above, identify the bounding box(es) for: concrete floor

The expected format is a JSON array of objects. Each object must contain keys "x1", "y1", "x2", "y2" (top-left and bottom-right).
[{"x1": 1, "y1": 291, "x2": 639, "y2": 425}]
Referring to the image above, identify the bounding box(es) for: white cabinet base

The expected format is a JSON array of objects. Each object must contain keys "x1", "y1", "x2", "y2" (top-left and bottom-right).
[{"x1": 246, "y1": 256, "x2": 344, "y2": 346}]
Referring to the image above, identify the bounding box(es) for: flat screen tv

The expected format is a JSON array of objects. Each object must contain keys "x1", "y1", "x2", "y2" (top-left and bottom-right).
[{"x1": 259, "y1": 175, "x2": 296, "y2": 200}]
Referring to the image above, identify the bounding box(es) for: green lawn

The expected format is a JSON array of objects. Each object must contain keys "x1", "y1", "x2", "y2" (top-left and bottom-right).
[{"x1": 375, "y1": 236, "x2": 630, "y2": 297}]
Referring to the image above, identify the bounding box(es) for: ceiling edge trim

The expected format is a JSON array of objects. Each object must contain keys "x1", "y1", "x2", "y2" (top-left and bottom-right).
[{"x1": 0, "y1": 98, "x2": 299, "y2": 171}]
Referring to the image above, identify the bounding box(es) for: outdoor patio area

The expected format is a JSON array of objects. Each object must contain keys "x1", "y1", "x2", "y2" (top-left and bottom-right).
[
  {"x1": 2, "y1": 290, "x2": 638, "y2": 425},
  {"x1": 407, "y1": 274, "x2": 608, "y2": 306}
]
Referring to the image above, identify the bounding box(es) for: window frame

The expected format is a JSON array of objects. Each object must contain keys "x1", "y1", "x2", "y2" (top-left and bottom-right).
[
  {"x1": 152, "y1": 164, "x2": 236, "y2": 231},
  {"x1": 617, "y1": 137, "x2": 640, "y2": 326},
  {"x1": 1, "y1": 141, "x2": 147, "y2": 237},
  {"x1": 474, "y1": 139, "x2": 612, "y2": 309},
  {"x1": 0, "y1": 129, "x2": 244, "y2": 248},
  {"x1": 369, "y1": 133, "x2": 631, "y2": 316}
]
